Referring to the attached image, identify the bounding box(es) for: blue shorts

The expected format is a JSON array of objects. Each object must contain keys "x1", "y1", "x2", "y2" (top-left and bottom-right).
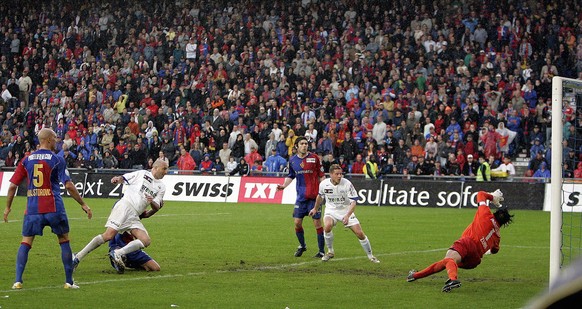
[
  {"x1": 22, "y1": 212, "x2": 70, "y2": 237},
  {"x1": 125, "y1": 250, "x2": 153, "y2": 269},
  {"x1": 109, "y1": 234, "x2": 153, "y2": 270},
  {"x1": 293, "y1": 200, "x2": 321, "y2": 219}
]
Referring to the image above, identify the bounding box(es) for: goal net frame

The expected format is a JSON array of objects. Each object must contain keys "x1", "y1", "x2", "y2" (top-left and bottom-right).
[{"x1": 550, "y1": 76, "x2": 582, "y2": 288}]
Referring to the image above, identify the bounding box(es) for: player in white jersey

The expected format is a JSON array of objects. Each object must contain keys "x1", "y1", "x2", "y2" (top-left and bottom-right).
[
  {"x1": 309, "y1": 164, "x2": 380, "y2": 263},
  {"x1": 73, "y1": 159, "x2": 169, "y2": 273}
]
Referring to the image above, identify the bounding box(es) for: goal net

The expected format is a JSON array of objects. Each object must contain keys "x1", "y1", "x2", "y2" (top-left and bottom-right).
[{"x1": 550, "y1": 77, "x2": 582, "y2": 287}]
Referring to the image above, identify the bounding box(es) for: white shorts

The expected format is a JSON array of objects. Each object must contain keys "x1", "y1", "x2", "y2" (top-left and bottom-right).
[
  {"x1": 105, "y1": 200, "x2": 148, "y2": 235},
  {"x1": 324, "y1": 208, "x2": 360, "y2": 227}
]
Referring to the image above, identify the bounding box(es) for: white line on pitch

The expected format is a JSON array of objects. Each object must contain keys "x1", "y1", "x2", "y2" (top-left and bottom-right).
[
  {"x1": 3, "y1": 213, "x2": 232, "y2": 223},
  {"x1": 0, "y1": 248, "x2": 447, "y2": 293}
]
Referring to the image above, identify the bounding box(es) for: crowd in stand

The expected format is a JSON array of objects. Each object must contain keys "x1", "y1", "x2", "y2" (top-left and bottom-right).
[{"x1": 0, "y1": 0, "x2": 580, "y2": 179}]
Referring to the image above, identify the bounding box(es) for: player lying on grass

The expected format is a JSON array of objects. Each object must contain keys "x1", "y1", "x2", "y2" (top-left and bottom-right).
[
  {"x1": 109, "y1": 232, "x2": 160, "y2": 272},
  {"x1": 407, "y1": 190, "x2": 513, "y2": 292},
  {"x1": 309, "y1": 164, "x2": 380, "y2": 263}
]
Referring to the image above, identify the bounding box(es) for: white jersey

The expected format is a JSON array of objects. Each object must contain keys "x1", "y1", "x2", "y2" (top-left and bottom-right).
[
  {"x1": 121, "y1": 170, "x2": 166, "y2": 214},
  {"x1": 318, "y1": 178, "x2": 358, "y2": 211}
]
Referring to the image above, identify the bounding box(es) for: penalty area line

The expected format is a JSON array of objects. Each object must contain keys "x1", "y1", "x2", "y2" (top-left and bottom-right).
[{"x1": 0, "y1": 248, "x2": 445, "y2": 292}]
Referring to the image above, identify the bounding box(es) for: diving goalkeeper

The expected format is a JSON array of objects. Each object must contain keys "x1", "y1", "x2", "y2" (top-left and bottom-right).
[{"x1": 407, "y1": 190, "x2": 513, "y2": 292}]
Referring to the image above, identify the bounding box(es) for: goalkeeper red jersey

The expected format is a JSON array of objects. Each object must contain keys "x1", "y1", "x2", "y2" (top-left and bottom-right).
[{"x1": 460, "y1": 191, "x2": 501, "y2": 257}]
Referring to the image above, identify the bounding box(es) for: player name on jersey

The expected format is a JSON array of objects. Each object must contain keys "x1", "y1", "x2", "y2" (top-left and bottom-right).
[
  {"x1": 27, "y1": 153, "x2": 53, "y2": 160},
  {"x1": 27, "y1": 188, "x2": 52, "y2": 197}
]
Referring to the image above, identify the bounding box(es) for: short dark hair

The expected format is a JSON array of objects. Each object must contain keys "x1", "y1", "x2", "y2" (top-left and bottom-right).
[
  {"x1": 294, "y1": 136, "x2": 308, "y2": 147},
  {"x1": 494, "y1": 208, "x2": 514, "y2": 227}
]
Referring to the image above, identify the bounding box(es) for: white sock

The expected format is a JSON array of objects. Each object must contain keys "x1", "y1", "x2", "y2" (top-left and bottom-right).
[
  {"x1": 115, "y1": 239, "x2": 145, "y2": 256},
  {"x1": 359, "y1": 236, "x2": 373, "y2": 258},
  {"x1": 324, "y1": 231, "x2": 334, "y2": 253},
  {"x1": 76, "y1": 235, "x2": 105, "y2": 260}
]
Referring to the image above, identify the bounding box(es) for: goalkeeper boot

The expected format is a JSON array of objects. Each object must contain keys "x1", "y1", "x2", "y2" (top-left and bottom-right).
[
  {"x1": 442, "y1": 279, "x2": 461, "y2": 292},
  {"x1": 407, "y1": 270, "x2": 417, "y2": 282},
  {"x1": 294, "y1": 246, "x2": 307, "y2": 257}
]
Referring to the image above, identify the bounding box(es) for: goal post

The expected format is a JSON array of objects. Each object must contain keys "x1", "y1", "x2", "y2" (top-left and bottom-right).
[{"x1": 550, "y1": 76, "x2": 582, "y2": 288}]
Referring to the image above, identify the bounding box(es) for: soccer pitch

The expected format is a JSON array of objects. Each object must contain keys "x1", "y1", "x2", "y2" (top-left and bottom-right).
[{"x1": 0, "y1": 198, "x2": 549, "y2": 308}]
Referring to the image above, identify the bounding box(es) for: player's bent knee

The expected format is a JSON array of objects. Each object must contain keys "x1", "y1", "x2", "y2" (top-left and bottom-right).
[
  {"x1": 144, "y1": 260, "x2": 160, "y2": 271},
  {"x1": 140, "y1": 238, "x2": 151, "y2": 248}
]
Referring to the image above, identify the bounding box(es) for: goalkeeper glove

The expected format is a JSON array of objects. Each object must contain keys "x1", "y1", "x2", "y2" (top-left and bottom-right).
[{"x1": 490, "y1": 189, "x2": 504, "y2": 207}]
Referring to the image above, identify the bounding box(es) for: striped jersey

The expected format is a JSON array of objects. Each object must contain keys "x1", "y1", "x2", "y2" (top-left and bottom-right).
[
  {"x1": 287, "y1": 152, "x2": 324, "y2": 201},
  {"x1": 10, "y1": 149, "x2": 71, "y2": 214}
]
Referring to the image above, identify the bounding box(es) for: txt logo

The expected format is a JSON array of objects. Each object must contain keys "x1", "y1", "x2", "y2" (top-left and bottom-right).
[{"x1": 244, "y1": 183, "x2": 279, "y2": 199}]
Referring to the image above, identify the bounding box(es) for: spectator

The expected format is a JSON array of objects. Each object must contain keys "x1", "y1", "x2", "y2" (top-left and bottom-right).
[
  {"x1": 244, "y1": 146, "x2": 263, "y2": 168},
  {"x1": 462, "y1": 154, "x2": 479, "y2": 177},
  {"x1": 0, "y1": 0, "x2": 577, "y2": 182},
  {"x1": 363, "y1": 156, "x2": 379, "y2": 179},
  {"x1": 351, "y1": 154, "x2": 365, "y2": 174},
  {"x1": 199, "y1": 154, "x2": 214, "y2": 175},
  {"x1": 119, "y1": 152, "x2": 133, "y2": 170},
  {"x1": 231, "y1": 134, "x2": 245, "y2": 160},
  {"x1": 574, "y1": 162, "x2": 582, "y2": 179},
  {"x1": 212, "y1": 157, "x2": 224, "y2": 175},
  {"x1": 177, "y1": 146, "x2": 196, "y2": 174},
  {"x1": 476, "y1": 155, "x2": 491, "y2": 181},
  {"x1": 492, "y1": 157, "x2": 516, "y2": 179},
  {"x1": 230, "y1": 158, "x2": 249, "y2": 176},
  {"x1": 530, "y1": 138, "x2": 546, "y2": 158},
  {"x1": 102, "y1": 151, "x2": 118, "y2": 169},
  {"x1": 263, "y1": 149, "x2": 287, "y2": 173},
  {"x1": 533, "y1": 162, "x2": 551, "y2": 179},
  {"x1": 225, "y1": 156, "x2": 238, "y2": 175}
]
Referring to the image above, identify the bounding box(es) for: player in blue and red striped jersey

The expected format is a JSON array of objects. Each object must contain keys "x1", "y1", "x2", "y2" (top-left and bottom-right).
[
  {"x1": 3, "y1": 128, "x2": 93, "y2": 290},
  {"x1": 109, "y1": 232, "x2": 160, "y2": 272},
  {"x1": 407, "y1": 190, "x2": 513, "y2": 292},
  {"x1": 277, "y1": 136, "x2": 326, "y2": 258}
]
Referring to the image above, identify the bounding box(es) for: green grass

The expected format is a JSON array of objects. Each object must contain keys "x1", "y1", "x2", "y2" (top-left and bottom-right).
[{"x1": 0, "y1": 198, "x2": 550, "y2": 308}]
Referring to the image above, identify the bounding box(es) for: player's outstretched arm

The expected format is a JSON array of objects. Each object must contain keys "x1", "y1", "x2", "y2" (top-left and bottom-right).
[
  {"x1": 65, "y1": 181, "x2": 92, "y2": 219},
  {"x1": 488, "y1": 189, "x2": 504, "y2": 207},
  {"x1": 111, "y1": 176, "x2": 124, "y2": 184}
]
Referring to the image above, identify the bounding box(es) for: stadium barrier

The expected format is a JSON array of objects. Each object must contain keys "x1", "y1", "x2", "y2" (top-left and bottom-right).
[{"x1": 0, "y1": 170, "x2": 546, "y2": 210}]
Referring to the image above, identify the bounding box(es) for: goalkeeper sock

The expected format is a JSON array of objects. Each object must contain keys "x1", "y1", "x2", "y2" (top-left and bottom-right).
[
  {"x1": 76, "y1": 234, "x2": 105, "y2": 261},
  {"x1": 414, "y1": 259, "x2": 448, "y2": 279},
  {"x1": 359, "y1": 236, "x2": 373, "y2": 258},
  {"x1": 444, "y1": 258, "x2": 458, "y2": 280},
  {"x1": 116, "y1": 239, "x2": 145, "y2": 256},
  {"x1": 324, "y1": 231, "x2": 334, "y2": 253},
  {"x1": 15, "y1": 242, "x2": 31, "y2": 283},
  {"x1": 60, "y1": 240, "x2": 74, "y2": 284}
]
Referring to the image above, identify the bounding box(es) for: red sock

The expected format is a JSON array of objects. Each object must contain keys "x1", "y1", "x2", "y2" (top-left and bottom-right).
[
  {"x1": 444, "y1": 258, "x2": 458, "y2": 280},
  {"x1": 414, "y1": 259, "x2": 447, "y2": 279}
]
